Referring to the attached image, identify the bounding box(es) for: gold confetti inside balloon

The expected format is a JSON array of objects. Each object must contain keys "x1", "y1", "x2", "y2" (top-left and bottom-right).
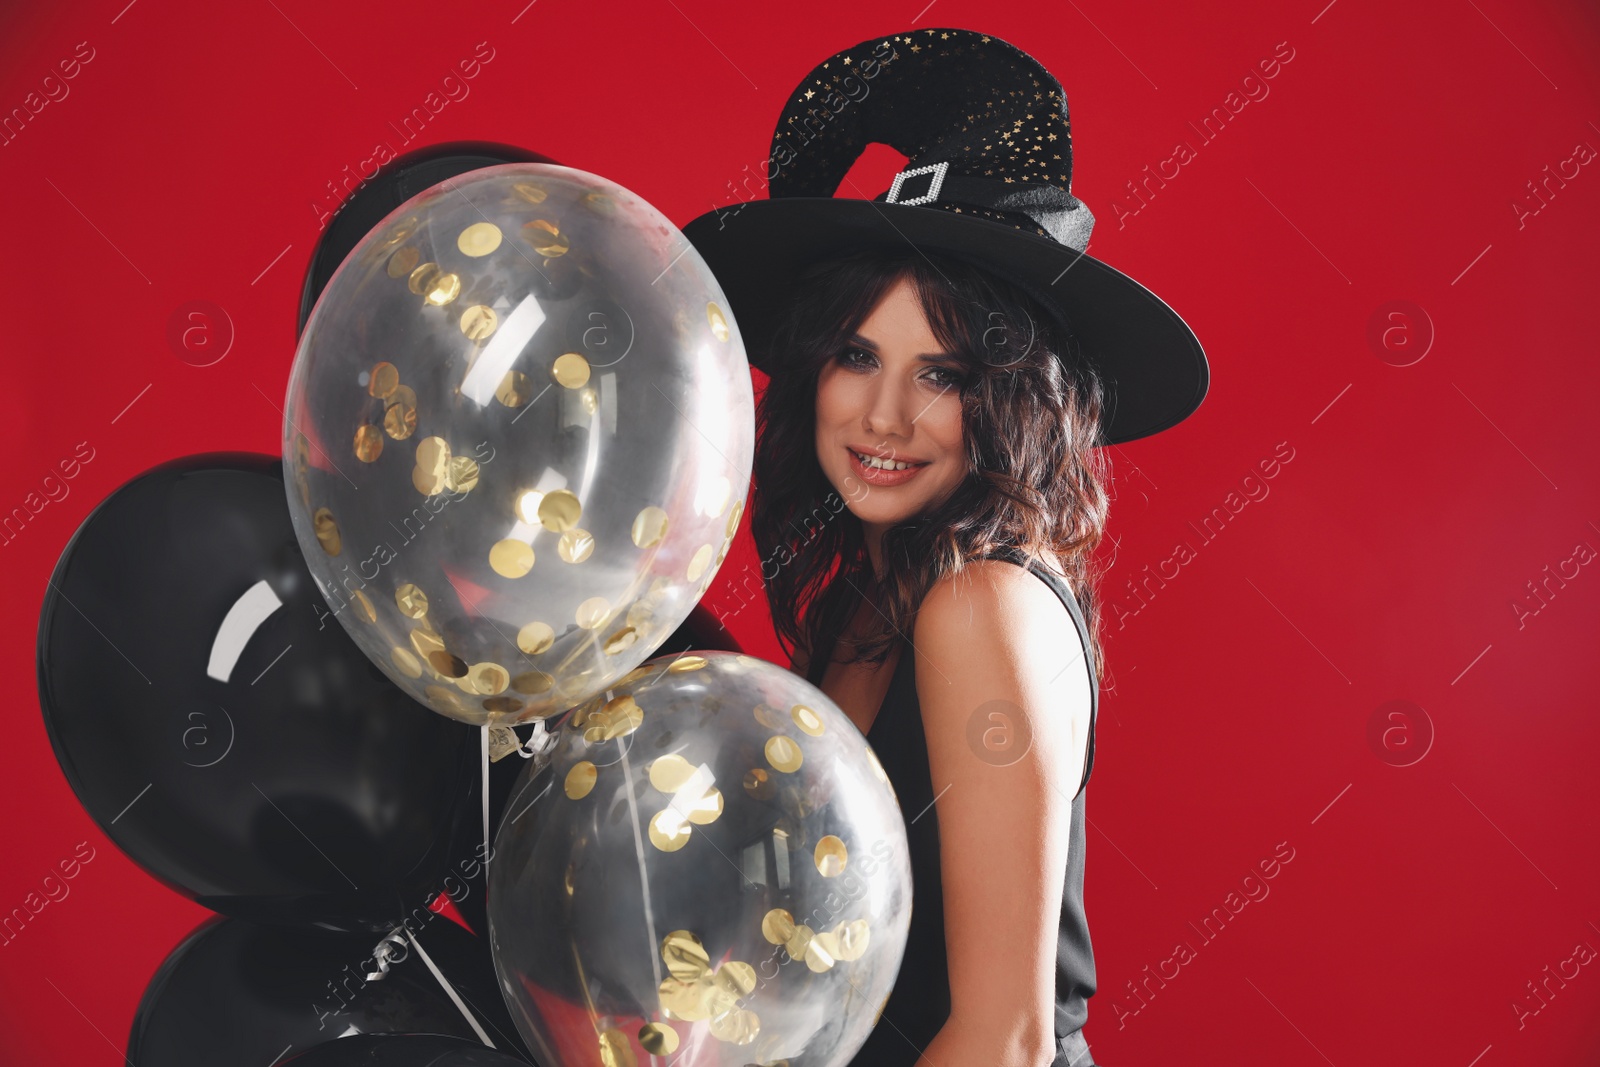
[
  {"x1": 282, "y1": 164, "x2": 755, "y2": 725},
  {"x1": 487, "y1": 651, "x2": 911, "y2": 1067}
]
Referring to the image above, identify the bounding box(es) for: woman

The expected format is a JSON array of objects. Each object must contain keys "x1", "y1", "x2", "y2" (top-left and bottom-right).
[{"x1": 684, "y1": 27, "x2": 1208, "y2": 1067}]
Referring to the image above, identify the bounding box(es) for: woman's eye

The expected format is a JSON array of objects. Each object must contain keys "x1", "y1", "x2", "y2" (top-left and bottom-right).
[{"x1": 835, "y1": 348, "x2": 961, "y2": 387}]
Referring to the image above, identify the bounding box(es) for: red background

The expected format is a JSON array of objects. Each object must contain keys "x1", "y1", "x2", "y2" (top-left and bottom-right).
[{"x1": 3, "y1": 0, "x2": 1599, "y2": 1063}]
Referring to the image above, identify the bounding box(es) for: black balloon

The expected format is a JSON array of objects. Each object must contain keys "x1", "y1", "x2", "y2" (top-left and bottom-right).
[
  {"x1": 130, "y1": 915, "x2": 530, "y2": 1065},
  {"x1": 37, "y1": 453, "x2": 480, "y2": 931},
  {"x1": 285, "y1": 1034, "x2": 530, "y2": 1066},
  {"x1": 298, "y1": 141, "x2": 561, "y2": 336}
]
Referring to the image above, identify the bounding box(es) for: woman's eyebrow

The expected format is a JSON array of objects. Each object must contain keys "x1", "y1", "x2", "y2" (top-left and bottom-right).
[{"x1": 849, "y1": 333, "x2": 957, "y2": 362}]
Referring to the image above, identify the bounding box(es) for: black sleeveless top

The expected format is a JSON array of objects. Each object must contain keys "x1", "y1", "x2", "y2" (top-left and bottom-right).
[{"x1": 808, "y1": 548, "x2": 1098, "y2": 1066}]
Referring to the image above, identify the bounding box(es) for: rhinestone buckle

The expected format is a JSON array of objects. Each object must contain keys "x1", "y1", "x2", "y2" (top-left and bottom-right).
[{"x1": 885, "y1": 161, "x2": 949, "y2": 206}]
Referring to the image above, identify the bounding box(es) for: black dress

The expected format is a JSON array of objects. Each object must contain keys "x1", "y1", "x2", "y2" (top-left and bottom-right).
[{"x1": 808, "y1": 548, "x2": 1100, "y2": 1067}]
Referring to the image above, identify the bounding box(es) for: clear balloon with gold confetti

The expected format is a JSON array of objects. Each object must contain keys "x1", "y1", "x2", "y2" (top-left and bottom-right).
[
  {"x1": 282, "y1": 163, "x2": 755, "y2": 725},
  {"x1": 486, "y1": 651, "x2": 912, "y2": 1067}
]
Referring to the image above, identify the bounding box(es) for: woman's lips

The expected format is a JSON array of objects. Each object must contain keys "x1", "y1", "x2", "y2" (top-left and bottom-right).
[{"x1": 847, "y1": 447, "x2": 930, "y2": 487}]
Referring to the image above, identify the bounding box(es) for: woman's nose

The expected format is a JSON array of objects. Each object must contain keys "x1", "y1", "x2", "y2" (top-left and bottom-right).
[{"x1": 863, "y1": 378, "x2": 914, "y2": 441}]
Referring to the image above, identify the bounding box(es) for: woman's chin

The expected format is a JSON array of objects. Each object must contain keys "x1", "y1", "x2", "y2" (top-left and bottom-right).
[{"x1": 846, "y1": 502, "x2": 920, "y2": 528}]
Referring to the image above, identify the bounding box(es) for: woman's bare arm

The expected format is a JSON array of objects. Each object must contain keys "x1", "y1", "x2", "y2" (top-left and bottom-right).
[{"x1": 907, "y1": 559, "x2": 1093, "y2": 1066}]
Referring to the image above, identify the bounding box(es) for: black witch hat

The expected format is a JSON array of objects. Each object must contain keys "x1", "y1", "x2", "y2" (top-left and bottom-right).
[{"x1": 682, "y1": 27, "x2": 1208, "y2": 446}]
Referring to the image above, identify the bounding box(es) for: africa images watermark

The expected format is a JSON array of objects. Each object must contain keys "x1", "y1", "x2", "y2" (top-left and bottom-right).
[
  {"x1": 1510, "y1": 130, "x2": 1596, "y2": 231},
  {"x1": 310, "y1": 40, "x2": 500, "y2": 232},
  {"x1": 1110, "y1": 840, "x2": 1298, "y2": 1029},
  {"x1": 0, "y1": 40, "x2": 97, "y2": 150},
  {"x1": 707, "y1": 485, "x2": 859, "y2": 632},
  {"x1": 1510, "y1": 928, "x2": 1597, "y2": 1031},
  {"x1": 311, "y1": 439, "x2": 498, "y2": 630},
  {"x1": 311, "y1": 841, "x2": 494, "y2": 1031},
  {"x1": 707, "y1": 450, "x2": 901, "y2": 632},
  {"x1": 1509, "y1": 530, "x2": 1595, "y2": 631},
  {"x1": 0, "y1": 841, "x2": 98, "y2": 948},
  {"x1": 704, "y1": 37, "x2": 900, "y2": 231},
  {"x1": 1108, "y1": 440, "x2": 1298, "y2": 630},
  {"x1": 0, "y1": 440, "x2": 97, "y2": 549},
  {"x1": 1109, "y1": 40, "x2": 1298, "y2": 230}
]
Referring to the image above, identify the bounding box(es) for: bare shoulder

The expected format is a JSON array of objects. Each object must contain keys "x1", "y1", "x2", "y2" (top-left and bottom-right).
[
  {"x1": 914, "y1": 557, "x2": 1078, "y2": 655},
  {"x1": 914, "y1": 557, "x2": 1090, "y2": 741},
  {"x1": 912, "y1": 554, "x2": 1093, "y2": 801}
]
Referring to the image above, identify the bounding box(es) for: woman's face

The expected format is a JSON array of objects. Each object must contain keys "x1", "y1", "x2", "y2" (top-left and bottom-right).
[{"x1": 814, "y1": 275, "x2": 968, "y2": 533}]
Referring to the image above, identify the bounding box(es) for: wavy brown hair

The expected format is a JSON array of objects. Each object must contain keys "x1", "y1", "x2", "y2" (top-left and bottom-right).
[{"x1": 751, "y1": 246, "x2": 1112, "y2": 683}]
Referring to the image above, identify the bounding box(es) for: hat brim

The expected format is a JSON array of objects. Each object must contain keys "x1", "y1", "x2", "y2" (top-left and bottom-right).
[{"x1": 682, "y1": 197, "x2": 1208, "y2": 446}]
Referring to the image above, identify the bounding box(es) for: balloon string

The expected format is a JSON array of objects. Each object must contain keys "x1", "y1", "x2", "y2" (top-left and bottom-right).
[
  {"x1": 364, "y1": 928, "x2": 408, "y2": 981},
  {"x1": 514, "y1": 718, "x2": 557, "y2": 759},
  {"x1": 480, "y1": 725, "x2": 491, "y2": 870},
  {"x1": 615, "y1": 717, "x2": 666, "y2": 999},
  {"x1": 407, "y1": 928, "x2": 496, "y2": 1048}
]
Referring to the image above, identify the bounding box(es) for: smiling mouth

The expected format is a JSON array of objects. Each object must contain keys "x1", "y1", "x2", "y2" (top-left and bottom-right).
[{"x1": 849, "y1": 448, "x2": 930, "y2": 472}]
